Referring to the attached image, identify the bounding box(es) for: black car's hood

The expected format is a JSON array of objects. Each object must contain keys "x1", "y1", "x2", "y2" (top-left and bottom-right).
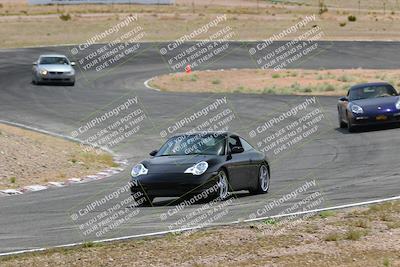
[
  {"x1": 142, "y1": 155, "x2": 219, "y2": 173},
  {"x1": 352, "y1": 96, "x2": 399, "y2": 112}
]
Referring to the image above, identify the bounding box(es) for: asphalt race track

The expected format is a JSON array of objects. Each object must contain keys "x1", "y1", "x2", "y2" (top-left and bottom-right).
[{"x1": 1, "y1": 41, "x2": 400, "y2": 254}]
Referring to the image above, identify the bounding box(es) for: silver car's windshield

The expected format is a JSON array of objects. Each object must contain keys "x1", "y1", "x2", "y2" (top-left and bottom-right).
[{"x1": 39, "y1": 57, "x2": 69, "y2": 65}]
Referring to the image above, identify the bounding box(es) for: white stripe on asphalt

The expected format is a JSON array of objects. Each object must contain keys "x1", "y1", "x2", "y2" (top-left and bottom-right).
[
  {"x1": 143, "y1": 77, "x2": 160, "y2": 91},
  {"x1": 0, "y1": 119, "x2": 116, "y2": 156},
  {"x1": 0, "y1": 194, "x2": 399, "y2": 257}
]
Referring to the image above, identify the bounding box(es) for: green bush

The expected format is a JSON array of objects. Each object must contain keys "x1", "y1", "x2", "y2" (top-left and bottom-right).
[
  {"x1": 264, "y1": 218, "x2": 277, "y2": 225},
  {"x1": 318, "y1": 1, "x2": 328, "y2": 14},
  {"x1": 301, "y1": 87, "x2": 313, "y2": 93},
  {"x1": 348, "y1": 15, "x2": 356, "y2": 22},
  {"x1": 263, "y1": 88, "x2": 276, "y2": 94},
  {"x1": 337, "y1": 75, "x2": 353, "y2": 82},
  {"x1": 319, "y1": 210, "x2": 336, "y2": 218},
  {"x1": 324, "y1": 232, "x2": 340, "y2": 241},
  {"x1": 60, "y1": 13, "x2": 72, "y2": 21},
  {"x1": 190, "y1": 74, "x2": 198, "y2": 82},
  {"x1": 345, "y1": 229, "x2": 368, "y2": 241}
]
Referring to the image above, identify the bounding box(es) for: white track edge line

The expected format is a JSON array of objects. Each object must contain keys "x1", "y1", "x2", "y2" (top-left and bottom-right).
[
  {"x1": 1, "y1": 194, "x2": 399, "y2": 257},
  {"x1": 0, "y1": 119, "x2": 116, "y2": 157},
  {"x1": 143, "y1": 77, "x2": 160, "y2": 91}
]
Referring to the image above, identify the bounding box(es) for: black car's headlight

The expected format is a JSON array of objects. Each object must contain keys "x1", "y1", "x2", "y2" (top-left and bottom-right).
[
  {"x1": 131, "y1": 163, "x2": 148, "y2": 177},
  {"x1": 351, "y1": 104, "x2": 363, "y2": 114},
  {"x1": 184, "y1": 161, "x2": 208, "y2": 175}
]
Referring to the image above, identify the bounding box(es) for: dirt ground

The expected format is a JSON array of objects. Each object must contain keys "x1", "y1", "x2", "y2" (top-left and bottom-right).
[
  {"x1": 1, "y1": 0, "x2": 400, "y2": 47},
  {"x1": 150, "y1": 68, "x2": 400, "y2": 96},
  {"x1": 0, "y1": 123, "x2": 117, "y2": 189},
  {"x1": 1, "y1": 200, "x2": 399, "y2": 266}
]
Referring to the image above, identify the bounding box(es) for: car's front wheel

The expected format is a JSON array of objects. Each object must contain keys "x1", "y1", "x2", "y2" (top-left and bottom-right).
[
  {"x1": 347, "y1": 114, "x2": 356, "y2": 132},
  {"x1": 216, "y1": 170, "x2": 229, "y2": 201},
  {"x1": 250, "y1": 164, "x2": 270, "y2": 194},
  {"x1": 338, "y1": 110, "x2": 346, "y2": 128},
  {"x1": 130, "y1": 188, "x2": 154, "y2": 207},
  {"x1": 32, "y1": 75, "x2": 39, "y2": 85}
]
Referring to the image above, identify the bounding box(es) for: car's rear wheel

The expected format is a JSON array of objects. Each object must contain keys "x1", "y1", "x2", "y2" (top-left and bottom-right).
[
  {"x1": 251, "y1": 164, "x2": 270, "y2": 194},
  {"x1": 217, "y1": 170, "x2": 229, "y2": 200}
]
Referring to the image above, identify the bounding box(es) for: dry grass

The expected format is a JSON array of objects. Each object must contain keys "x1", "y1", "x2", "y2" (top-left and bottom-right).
[
  {"x1": 1, "y1": 0, "x2": 400, "y2": 47},
  {"x1": 150, "y1": 68, "x2": 400, "y2": 96},
  {"x1": 1, "y1": 200, "x2": 400, "y2": 266},
  {"x1": 0, "y1": 123, "x2": 117, "y2": 189}
]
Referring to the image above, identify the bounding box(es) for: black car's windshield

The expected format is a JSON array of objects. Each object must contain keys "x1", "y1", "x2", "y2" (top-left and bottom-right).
[
  {"x1": 157, "y1": 133, "x2": 226, "y2": 156},
  {"x1": 349, "y1": 85, "x2": 398, "y2": 100},
  {"x1": 39, "y1": 57, "x2": 69, "y2": 65}
]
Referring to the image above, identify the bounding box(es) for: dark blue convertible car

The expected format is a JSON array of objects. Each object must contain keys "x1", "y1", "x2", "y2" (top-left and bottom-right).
[{"x1": 338, "y1": 82, "x2": 400, "y2": 132}]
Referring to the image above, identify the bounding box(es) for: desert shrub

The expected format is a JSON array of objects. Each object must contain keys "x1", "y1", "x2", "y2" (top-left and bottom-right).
[
  {"x1": 348, "y1": 15, "x2": 356, "y2": 22},
  {"x1": 60, "y1": 13, "x2": 72, "y2": 21}
]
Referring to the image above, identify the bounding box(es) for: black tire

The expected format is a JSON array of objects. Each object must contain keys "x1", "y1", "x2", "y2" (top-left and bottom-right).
[
  {"x1": 250, "y1": 164, "x2": 270, "y2": 194},
  {"x1": 137, "y1": 195, "x2": 154, "y2": 207},
  {"x1": 68, "y1": 82, "x2": 75, "y2": 86},
  {"x1": 32, "y1": 77, "x2": 40, "y2": 85},
  {"x1": 131, "y1": 189, "x2": 154, "y2": 207},
  {"x1": 338, "y1": 112, "x2": 346, "y2": 128},
  {"x1": 216, "y1": 169, "x2": 229, "y2": 201},
  {"x1": 347, "y1": 114, "x2": 356, "y2": 132}
]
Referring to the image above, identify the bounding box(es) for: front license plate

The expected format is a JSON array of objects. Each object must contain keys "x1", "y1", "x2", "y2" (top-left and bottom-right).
[{"x1": 376, "y1": 115, "x2": 387, "y2": 121}]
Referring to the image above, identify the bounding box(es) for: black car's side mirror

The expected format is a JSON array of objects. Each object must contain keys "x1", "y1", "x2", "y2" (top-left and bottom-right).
[
  {"x1": 149, "y1": 150, "x2": 158, "y2": 156},
  {"x1": 32, "y1": 61, "x2": 37, "y2": 66},
  {"x1": 231, "y1": 146, "x2": 244, "y2": 154},
  {"x1": 339, "y1": 96, "x2": 348, "y2": 102}
]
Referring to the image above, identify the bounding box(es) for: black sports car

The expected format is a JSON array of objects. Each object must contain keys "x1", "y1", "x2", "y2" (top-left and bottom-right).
[
  {"x1": 338, "y1": 82, "x2": 400, "y2": 132},
  {"x1": 130, "y1": 131, "x2": 270, "y2": 205}
]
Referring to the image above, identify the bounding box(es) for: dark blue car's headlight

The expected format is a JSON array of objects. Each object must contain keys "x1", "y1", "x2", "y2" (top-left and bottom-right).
[
  {"x1": 131, "y1": 163, "x2": 148, "y2": 177},
  {"x1": 396, "y1": 99, "x2": 400, "y2": 110},
  {"x1": 351, "y1": 104, "x2": 364, "y2": 114}
]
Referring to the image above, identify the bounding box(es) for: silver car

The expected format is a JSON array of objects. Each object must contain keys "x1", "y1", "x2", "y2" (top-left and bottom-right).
[{"x1": 32, "y1": 54, "x2": 76, "y2": 86}]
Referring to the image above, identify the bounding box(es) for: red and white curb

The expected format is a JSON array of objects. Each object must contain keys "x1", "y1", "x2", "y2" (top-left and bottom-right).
[{"x1": 0, "y1": 160, "x2": 128, "y2": 197}]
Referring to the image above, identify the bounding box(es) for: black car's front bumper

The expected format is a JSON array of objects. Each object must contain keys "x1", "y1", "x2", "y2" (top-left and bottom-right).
[{"x1": 130, "y1": 171, "x2": 219, "y2": 197}]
